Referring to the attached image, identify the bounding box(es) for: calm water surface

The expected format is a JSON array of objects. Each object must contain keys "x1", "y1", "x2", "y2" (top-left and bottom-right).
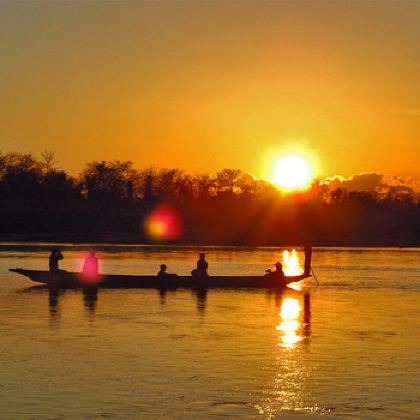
[{"x1": 0, "y1": 245, "x2": 419, "y2": 419}]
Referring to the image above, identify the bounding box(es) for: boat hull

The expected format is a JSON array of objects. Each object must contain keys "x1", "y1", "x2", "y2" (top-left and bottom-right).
[{"x1": 9, "y1": 268, "x2": 309, "y2": 289}]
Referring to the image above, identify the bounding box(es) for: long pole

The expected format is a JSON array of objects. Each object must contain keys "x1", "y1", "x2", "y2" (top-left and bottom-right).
[{"x1": 311, "y1": 266, "x2": 319, "y2": 285}]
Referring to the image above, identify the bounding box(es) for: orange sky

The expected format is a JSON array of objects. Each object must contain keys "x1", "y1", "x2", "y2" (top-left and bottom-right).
[{"x1": 1, "y1": 1, "x2": 420, "y2": 180}]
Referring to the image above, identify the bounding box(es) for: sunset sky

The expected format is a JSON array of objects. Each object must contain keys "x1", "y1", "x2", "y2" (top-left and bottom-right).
[{"x1": 1, "y1": 1, "x2": 420, "y2": 182}]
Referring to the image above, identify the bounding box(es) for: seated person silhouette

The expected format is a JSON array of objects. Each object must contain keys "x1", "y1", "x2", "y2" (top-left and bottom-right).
[
  {"x1": 158, "y1": 264, "x2": 169, "y2": 277},
  {"x1": 274, "y1": 262, "x2": 285, "y2": 278},
  {"x1": 265, "y1": 262, "x2": 285, "y2": 280},
  {"x1": 157, "y1": 264, "x2": 177, "y2": 279},
  {"x1": 191, "y1": 253, "x2": 209, "y2": 279}
]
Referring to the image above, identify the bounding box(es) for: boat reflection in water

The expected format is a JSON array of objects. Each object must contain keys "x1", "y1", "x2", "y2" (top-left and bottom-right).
[
  {"x1": 158, "y1": 288, "x2": 168, "y2": 305},
  {"x1": 82, "y1": 286, "x2": 98, "y2": 318},
  {"x1": 257, "y1": 286, "x2": 324, "y2": 416},
  {"x1": 157, "y1": 287, "x2": 208, "y2": 313},
  {"x1": 46, "y1": 285, "x2": 98, "y2": 321},
  {"x1": 194, "y1": 288, "x2": 207, "y2": 314},
  {"x1": 48, "y1": 286, "x2": 63, "y2": 325},
  {"x1": 45, "y1": 284, "x2": 207, "y2": 321}
]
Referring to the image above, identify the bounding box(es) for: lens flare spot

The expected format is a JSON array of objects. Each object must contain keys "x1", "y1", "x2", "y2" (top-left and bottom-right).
[
  {"x1": 144, "y1": 205, "x2": 181, "y2": 240},
  {"x1": 77, "y1": 252, "x2": 101, "y2": 284}
]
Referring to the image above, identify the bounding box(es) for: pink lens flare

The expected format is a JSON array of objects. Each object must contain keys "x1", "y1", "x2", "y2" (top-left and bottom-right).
[
  {"x1": 144, "y1": 204, "x2": 181, "y2": 241},
  {"x1": 78, "y1": 251, "x2": 101, "y2": 284}
]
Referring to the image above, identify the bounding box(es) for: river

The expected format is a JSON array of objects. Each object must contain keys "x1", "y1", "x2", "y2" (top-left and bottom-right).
[{"x1": 0, "y1": 245, "x2": 419, "y2": 418}]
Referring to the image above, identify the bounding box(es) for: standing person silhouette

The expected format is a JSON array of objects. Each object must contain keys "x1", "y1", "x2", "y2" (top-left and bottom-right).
[
  {"x1": 304, "y1": 245, "x2": 313, "y2": 277},
  {"x1": 197, "y1": 253, "x2": 208, "y2": 273},
  {"x1": 49, "y1": 248, "x2": 63, "y2": 271}
]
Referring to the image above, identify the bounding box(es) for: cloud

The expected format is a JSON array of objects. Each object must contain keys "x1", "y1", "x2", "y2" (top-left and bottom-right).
[
  {"x1": 383, "y1": 175, "x2": 420, "y2": 193},
  {"x1": 240, "y1": 171, "x2": 420, "y2": 196},
  {"x1": 238, "y1": 172, "x2": 256, "y2": 187},
  {"x1": 324, "y1": 173, "x2": 384, "y2": 192},
  {"x1": 323, "y1": 173, "x2": 420, "y2": 194}
]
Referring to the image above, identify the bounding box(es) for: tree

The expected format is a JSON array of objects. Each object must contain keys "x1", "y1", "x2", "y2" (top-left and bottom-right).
[
  {"x1": 215, "y1": 168, "x2": 242, "y2": 194},
  {"x1": 0, "y1": 152, "x2": 42, "y2": 198},
  {"x1": 193, "y1": 174, "x2": 216, "y2": 199},
  {"x1": 40, "y1": 150, "x2": 58, "y2": 173},
  {"x1": 81, "y1": 160, "x2": 139, "y2": 200}
]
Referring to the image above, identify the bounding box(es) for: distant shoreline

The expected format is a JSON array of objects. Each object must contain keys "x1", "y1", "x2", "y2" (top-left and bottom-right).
[{"x1": 0, "y1": 235, "x2": 418, "y2": 249}]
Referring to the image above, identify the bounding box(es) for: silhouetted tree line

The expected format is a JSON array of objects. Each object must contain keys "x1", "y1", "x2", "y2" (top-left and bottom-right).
[{"x1": 0, "y1": 151, "x2": 418, "y2": 246}]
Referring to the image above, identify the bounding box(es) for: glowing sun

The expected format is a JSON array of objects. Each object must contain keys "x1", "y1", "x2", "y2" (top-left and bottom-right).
[{"x1": 272, "y1": 154, "x2": 313, "y2": 190}]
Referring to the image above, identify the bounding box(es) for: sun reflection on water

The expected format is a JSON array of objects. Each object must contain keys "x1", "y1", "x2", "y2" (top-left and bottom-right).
[
  {"x1": 282, "y1": 249, "x2": 303, "y2": 276},
  {"x1": 287, "y1": 281, "x2": 303, "y2": 291},
  {"x1": 255, "y1": 289, "x2": 326, "y2": 417},
  {"x1": 277, "y1": 297, "x2": 302, "y2": 349}
]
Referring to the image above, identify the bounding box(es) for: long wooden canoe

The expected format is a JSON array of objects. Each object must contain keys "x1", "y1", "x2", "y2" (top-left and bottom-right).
[{"x1": 9, "y1": 268, "x2": 309, "y2": 289}]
